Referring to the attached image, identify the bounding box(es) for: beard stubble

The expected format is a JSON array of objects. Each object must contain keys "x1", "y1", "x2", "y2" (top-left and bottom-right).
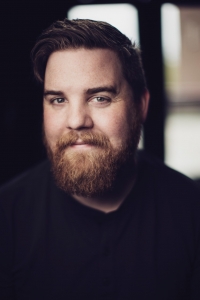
[{"x1": 44, "y1": 106, "x2": 142, "y2": 197}]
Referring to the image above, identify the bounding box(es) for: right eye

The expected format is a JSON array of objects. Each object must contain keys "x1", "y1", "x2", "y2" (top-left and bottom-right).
[{"x1": 51, "y1": 98, "x2": 65, "y2": 104}]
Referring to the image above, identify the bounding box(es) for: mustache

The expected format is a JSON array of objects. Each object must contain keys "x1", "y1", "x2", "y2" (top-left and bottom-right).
[{"x1": 56, "y1": 131, "x2": 110, "y2": 151}]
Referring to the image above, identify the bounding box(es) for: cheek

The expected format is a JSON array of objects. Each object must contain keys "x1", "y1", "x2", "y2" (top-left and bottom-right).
[
  {"x1": 112, "y1": 118, "x2": 130, "y2": 144},
  {"x1": 95, "y1": 110, "x2": 130, "y2": 147},
  {"x1": 43, "y1": 108, "x2": 64, "y2": 147}
]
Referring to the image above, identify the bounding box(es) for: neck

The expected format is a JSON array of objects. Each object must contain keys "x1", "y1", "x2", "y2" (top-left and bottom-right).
[{"x1": 72, "y1": 165, "x2": 137, "y2": 213}]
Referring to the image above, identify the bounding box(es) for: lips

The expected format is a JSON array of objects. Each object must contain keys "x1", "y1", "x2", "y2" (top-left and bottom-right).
[
  {"x1": 73, "y1": 140, "x2": 87, "y2": 146},
  {"x1": 70, "y1": 139, "x2": 92, "y2": 148},
  {"x1": 55, "y1": 131, "x2": 109, "y2": 151}
]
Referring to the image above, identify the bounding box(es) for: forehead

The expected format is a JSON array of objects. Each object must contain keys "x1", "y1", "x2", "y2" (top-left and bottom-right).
[{"x1": 44, "y1": 48, "x2": 125, "y2": 90}]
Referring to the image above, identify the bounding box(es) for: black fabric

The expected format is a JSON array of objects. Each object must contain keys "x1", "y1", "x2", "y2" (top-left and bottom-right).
[{"x1": 0, "y1": 151, "x2": 200, "y2": 300}]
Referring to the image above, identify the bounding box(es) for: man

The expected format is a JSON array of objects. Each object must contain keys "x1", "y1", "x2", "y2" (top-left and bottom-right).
[{"x1": 0, "y1": 19, "x2": 200, "y2": 300}]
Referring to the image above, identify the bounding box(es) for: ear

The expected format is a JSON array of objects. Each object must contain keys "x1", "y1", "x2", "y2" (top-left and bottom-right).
[{"x1": 140, "y1": 89, "x2": 150, "y2": 122}]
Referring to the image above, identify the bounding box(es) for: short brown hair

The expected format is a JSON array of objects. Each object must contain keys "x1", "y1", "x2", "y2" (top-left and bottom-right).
[{"x1": 31, "y1": 18, "x2": 147, "y2": 103}]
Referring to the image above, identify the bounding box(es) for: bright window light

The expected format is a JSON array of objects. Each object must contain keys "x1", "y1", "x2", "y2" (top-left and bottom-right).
[
  {"x1": 161, "y1": 3, "x2": 181, "y2": 66},
  {"x1": 162, "y1": 4, "x2": 200, "y2": 179},
  {"x1": 165, "y1": 110, "x2": 200, "y2": 179},
  {"x1": 68, "y1": 3, "x2": 139, "y2": 44}
]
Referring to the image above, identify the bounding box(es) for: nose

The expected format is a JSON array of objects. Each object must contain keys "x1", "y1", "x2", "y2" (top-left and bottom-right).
[{"x1": 66, "y1": 102, "x2": 93, "y2": 130}]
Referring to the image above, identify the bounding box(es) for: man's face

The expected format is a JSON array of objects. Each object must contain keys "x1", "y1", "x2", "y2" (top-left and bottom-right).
[{"x1": 43, "y1": 48, "x2": 147, "y2": 196}]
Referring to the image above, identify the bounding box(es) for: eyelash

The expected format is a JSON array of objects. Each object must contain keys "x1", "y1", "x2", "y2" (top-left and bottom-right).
[
  {"x1": 92, "y1": 96, "x2": 110, "y2": 103},
  {"x1": 49, "y1": 96, "x2": 111, "y2": 106},
  {"x1": 50, "y1": 98, "x2": 65, "y2": 104}
]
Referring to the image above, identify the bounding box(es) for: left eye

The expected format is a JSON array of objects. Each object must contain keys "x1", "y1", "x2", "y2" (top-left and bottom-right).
[
  {"x1": 95, "y1": 97, "x2": 106, "y2": 102},
  {"x1": 92, "y1": 96, "x2": 110, "y2": 103},
  {"x1": 89, "y1": 96, "x2": 111, "y2": 107}
]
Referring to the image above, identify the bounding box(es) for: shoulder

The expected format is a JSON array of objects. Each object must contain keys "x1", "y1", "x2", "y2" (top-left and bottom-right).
[
  {"x1": 136, "y1": 151, "x2": 200, "y2": 241},
  {"x1": 137, "y1": 150, "x2": 200, "y2": 206},
  {"x1": 0, "y1": 160, "x2": 51, "y2": 204},
  {"x1": 137, "y1": 150, "x2": 199, "y2": 189}
]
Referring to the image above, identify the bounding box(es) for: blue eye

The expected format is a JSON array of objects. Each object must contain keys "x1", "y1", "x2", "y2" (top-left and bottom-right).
[
  {"x1": 89, "y1": 96, "x2": 111, "y2": 107},
  {"x1": 53, "y1": 98, "x2": 65, "y2": 104},
  {"x1": 95, "y1": 97, "x2": 106, "y2": 102}
]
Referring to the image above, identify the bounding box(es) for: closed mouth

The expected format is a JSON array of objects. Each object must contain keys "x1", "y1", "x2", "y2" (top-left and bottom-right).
[{"x1": 70, "y1": 140, "x2": 93, "y2": 148}]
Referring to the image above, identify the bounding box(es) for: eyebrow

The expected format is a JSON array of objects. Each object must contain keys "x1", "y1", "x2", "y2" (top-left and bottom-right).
[
  {"x1": 43, "y1": 90, "x2": 64, "y2": 97},
  {"x1": 43, "y1": 85, "x2": 118, "y2": 98},
  {"x1": 86, "y1": 85, "x2": 118, "y2": 95}
]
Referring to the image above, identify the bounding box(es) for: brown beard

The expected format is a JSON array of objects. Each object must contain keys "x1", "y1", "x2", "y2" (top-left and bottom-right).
[{"x1": 44, "y1": 106, "x2": 142, "y2": 197}]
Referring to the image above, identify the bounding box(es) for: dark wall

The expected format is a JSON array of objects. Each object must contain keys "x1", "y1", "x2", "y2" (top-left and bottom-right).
[{"x1": 0, "y1": 2, "x2": 72, "y2": 184}]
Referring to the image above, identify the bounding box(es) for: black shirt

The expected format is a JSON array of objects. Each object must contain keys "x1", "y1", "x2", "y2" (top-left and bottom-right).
[{"x1": 0, "y1": 152, "x2": 200, "y2": 300}]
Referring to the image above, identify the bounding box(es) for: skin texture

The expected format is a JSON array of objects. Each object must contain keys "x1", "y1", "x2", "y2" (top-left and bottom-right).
[{"x1": 43, "y1": 48, "x2": 149, "y2": 212}]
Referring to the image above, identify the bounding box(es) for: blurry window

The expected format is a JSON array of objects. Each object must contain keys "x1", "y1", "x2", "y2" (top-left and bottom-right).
[
  {"x1": 162, "y1": 4, "x2": 200, "y2": 179},
  {"x1": 68, "y1": 3, "x2": 139, "y2": 43}
]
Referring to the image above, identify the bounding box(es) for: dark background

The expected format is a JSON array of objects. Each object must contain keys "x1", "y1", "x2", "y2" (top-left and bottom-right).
[{"x1": 0, "y1": 0, "x2": 199, "y2": 185}]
